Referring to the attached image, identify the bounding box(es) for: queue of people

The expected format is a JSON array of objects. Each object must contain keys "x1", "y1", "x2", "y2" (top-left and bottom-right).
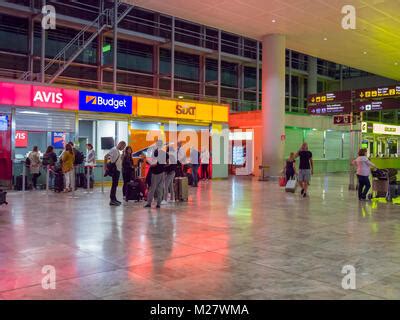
[{"x1": 25, "y1": 142, "x2": 96, "y2": 192}]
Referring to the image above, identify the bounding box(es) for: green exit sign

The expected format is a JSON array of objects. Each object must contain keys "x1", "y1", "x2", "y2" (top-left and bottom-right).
[{"x1": 102, "y1": 44, "x2": 111, "y2": 53}]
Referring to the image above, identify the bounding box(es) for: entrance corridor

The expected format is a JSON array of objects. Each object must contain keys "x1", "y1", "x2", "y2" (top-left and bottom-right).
[{"x1": 0, "y1": 174, "x2": 400, "y2": 300}]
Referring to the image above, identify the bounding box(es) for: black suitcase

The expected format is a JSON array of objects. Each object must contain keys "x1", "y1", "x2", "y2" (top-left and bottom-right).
[
  {"x1": 75, "y1": 173, "x2": 85, "y2": 188},
  {"x1": 54, "y1": 172, "x2": 64, "y2": 193},
  {"x1": 126, "y1": 179, "x2": 144, "y2": 202},
  {"x1": 186, "y1": 172, "x2": 194, "y2": 186},
  {"x1": 0, "y1": 190, "x2": 7, "y2": 205},
  {"x1": 14, "y1": 175, "x2": 31, "y2": 191}
]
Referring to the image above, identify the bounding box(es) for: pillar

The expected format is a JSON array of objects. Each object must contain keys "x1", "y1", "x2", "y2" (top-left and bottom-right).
[
  {"x1": 307, "y1": 56, "x2": 317, "y2": 95},
  {"x1": 261, "y1": 34, "x2": 286, "y2": 177}
]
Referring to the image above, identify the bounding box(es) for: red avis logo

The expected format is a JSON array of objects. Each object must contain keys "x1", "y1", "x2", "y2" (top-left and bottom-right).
[
  {"x1": 33, "y1": 91, "x2": 63, "y2": 104},
  {"x1": 176, "y1": 104, "x2": 196, "y2": 115}
]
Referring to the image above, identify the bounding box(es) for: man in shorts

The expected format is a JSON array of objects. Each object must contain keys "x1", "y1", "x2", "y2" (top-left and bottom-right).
[{"x1": 296, "y1": 142, "x2": 313, "y2": 198}]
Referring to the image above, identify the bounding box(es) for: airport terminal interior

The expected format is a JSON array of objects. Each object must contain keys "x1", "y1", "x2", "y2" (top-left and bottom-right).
[{"x1": 0, "y1": 0, "x2": 400, "y2": 300}]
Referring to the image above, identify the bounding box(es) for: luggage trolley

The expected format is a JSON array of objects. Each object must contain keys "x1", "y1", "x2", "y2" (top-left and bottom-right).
[{"x1": 369, "y1": 169, "x2": 398, "y2": 202}]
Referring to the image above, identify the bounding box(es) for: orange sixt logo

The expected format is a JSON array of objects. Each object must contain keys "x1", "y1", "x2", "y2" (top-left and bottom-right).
[{"x1": 176, "y1": 104, "x2": 195, "y2": 115}]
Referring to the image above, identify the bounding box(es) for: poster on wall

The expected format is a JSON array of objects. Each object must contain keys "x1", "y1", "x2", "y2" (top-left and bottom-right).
[
  {"x1": 15, "y1": 131, "x2": 28, "y2": 148},
  {"x1": 0, "y1": 115, "x2": 8, "y2": 131},
  {"x1": 52, "y1": 132, "x2": 66, "y2": 148}
]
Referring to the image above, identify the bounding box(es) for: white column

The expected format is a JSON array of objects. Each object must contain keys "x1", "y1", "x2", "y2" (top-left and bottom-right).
[{"x1": 261, "y1": 34, "x2": 286, "y2": 177}]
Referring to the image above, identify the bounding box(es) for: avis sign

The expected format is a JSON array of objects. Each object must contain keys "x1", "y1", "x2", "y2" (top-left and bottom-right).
[{"x1": 15, "y1": 131, "x2": 28, "y2": 148}]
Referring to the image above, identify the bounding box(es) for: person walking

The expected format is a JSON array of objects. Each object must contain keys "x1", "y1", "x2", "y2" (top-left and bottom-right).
[
  {"x1": 61, "y1": 143, "x2": 75, "y2": 192},
  {"x1": 200, "y1": 147, "x2": 210, "y2": 180},
  {"x1": 104, "y1": 141, "x2": 126, "y2": 206},
  {"x1": 352, "y1": 148, "x2": 376, "y2": 201},
  {"x1": 43, "y1": 146, "x2": 58, "y2": 189},
  {"x1": 190, "y1": 146, "x2": 200, "y2": 187},
  {"x1": 122, "y1": 146, "x2": 134, "y2": 200},
  {"x1": 28, "y1": 146, "x2": 41, "y2": 190},
  {"x1": 163, "y1": 146, "x2": 177, "y2": 203},
  {"x1": 295, "y1": 143, "x2": 313, "y2": 198},
  {"x1": 144, "y1": 140, "x2": 166, "y2": 209},
  {"x1": 284, "y1": 152, "x2": 296, "y2": 182}
]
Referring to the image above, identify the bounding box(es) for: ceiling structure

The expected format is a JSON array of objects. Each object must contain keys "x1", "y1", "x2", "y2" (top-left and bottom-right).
[{"x1": 126, "y1": 0, "x2": 400, "y2": 81}]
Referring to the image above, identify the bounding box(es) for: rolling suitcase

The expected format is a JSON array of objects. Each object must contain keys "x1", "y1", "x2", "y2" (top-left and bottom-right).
[
  {"x1": 285, "y1": 178, "x2": 297, "y2": 193},
  {"x1": 126, "y1": 178, "x2": 146, "y2": 202},
  {"x1": 54, "y1": 172, "x2": 64, "y2": 193},
  {"x1": 0, "y1": 190, "x2": 7, "y2": 205},
  {"x1": 174, "y1": 177, "x2": 188, "y2": 201}
]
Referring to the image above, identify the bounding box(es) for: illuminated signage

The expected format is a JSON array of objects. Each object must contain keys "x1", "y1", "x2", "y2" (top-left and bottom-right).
[
  {"x1": 354, "y1": 99, "x2": 400, "y2": 112},
  {"x1": 308, "y1": 91, "x2": 351, "y2": 104},
  {"x1": 79, "y1": 91, "x2": 132, "y2": 114},
  {"x1": 229, "y1": 131, "x2": 253, "y2": 141},
  {"x1": 355, "y1": 85, "x2": 400, "y2": 100},
  {"x1": 308, "y1": 102, "x2": 351, "y2": 115},
  {"x1": 0, "y1": 81, "x2": 79, "y2": 110},
  {"x1": 15, "y1": 131, "x2": 28, "y2": 148},
  {"x1": 333, "y1": 115, "x2": 352, "y2": 126},
  {"x1": 136, "y1": 97, "x2": 227, "y2": 122},
  {"x1": 372, "y1": 123, "x2": 400, "y2": 136}
]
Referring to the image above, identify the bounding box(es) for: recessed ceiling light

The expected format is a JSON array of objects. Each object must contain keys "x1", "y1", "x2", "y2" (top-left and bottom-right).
[
  {"x1": 272, "y1": 19, "x2": 276, "y2": 23},
  {"x1": 178, "y1": 96, "x2": 184, "y2": 99},
  {"x1": 363, "y1": 51, "x2": 367, "y2": 55},
  {"x1": 395, "y1": 62, "x2": 399, "y2": 66},
  {"x1": 323, "y1": 37, "x2": 328, "y2": 41}
]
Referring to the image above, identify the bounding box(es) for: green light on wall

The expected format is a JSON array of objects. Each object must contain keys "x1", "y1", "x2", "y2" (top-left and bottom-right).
[{"x1": 102, "y1": 44, "x2": 111, "y2": 53}]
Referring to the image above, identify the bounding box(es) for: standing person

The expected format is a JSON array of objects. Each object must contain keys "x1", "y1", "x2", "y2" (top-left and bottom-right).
[
  {"x1": 104, "y1": 141, "x2": 126, "y2": 206},
  {"x1": 28, "y1": 146, "x2": 41, "y2": 190},
  {"x1": 85, "y1": 143, "x2": 96, "y2": 182},
  {"x1": 43, "y1": 146, "x2": 58, "y2": 189},
  {"x1": 122, "y1": 146, "x2": 134, "y2": 200},
  {"x1": 61, "y1": 143, "x2": 75, "y2": 192},
  {"x1": 295, "y1": 143, "x2": 313, "y2": 198},
  {"x1": 163, "y1": 146, "x2": 177, "y2": 203},
  {"x1": 200, "y1": 147, "x2": 210, "y2": 180},
  {"x1": 145, "y1": 140, "x2": 166, "y2": 209},
  {"x1": 352, "y1": 148, "x2": 376, "y2": 201},
  {"x1": 190, "y1": 146, "x2": 200, "y2": 187},
  {"x1": 284, "y1": 152, "x2": 296, "y2": 182}
]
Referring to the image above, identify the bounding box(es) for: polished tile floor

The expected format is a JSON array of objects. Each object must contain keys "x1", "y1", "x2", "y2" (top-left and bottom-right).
[{"x1": 0, "y1": 174, "x2": 400, "y2": 300}]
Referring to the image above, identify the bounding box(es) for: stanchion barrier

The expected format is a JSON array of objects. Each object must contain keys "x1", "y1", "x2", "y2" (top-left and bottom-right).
[
  {"x1": 101, "y1": 163, "x2": 105, "y2": 193},
  {"x1": 46, "y1": 165, "x2": 50, "y2": 194},
  {"x1": 71, "y1": 166, "x2": 75, "y2": 197},
  {"x1": 22, "y1": 160, "x2": 26, "y2": 192}
]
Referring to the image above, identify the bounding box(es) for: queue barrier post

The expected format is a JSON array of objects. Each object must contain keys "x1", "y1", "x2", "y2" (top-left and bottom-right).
[
  {"x1": 46, "y1": 165, "x2": 50, "y2": 194},
  {"x1": 72, "y1": 166, "x2": 75, "y2": 197},
  {"x1": 22, "y1": 160, "x2": 26, "y2": 192},
  {"x1": 101, "y1": 163, "x2": 104, "y2": 193}
]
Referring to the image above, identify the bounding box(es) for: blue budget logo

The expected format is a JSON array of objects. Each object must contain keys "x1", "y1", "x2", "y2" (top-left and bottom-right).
[{"x1": 79, "y1": 91, "x2": 132, "y2": 114}]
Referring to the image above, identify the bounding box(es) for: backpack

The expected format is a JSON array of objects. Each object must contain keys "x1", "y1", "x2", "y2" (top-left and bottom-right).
[
  {"x1": 25, "y1": 156, "x2": 31, "y2": 167},
  {"x1": 74, "y1": 149, "x2": 85, "y2": 165}
]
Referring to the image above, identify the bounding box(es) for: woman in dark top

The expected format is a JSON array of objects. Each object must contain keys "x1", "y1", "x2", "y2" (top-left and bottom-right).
[
  {"x1": 285, "y1": 152, "x2": 296, "y2": 182},
  {"x1": 43, "y1": 146, "x2": 58, "y2": 189},
  {"x1": 122, "y1": 146, "x2": 134, "y2": 199}
]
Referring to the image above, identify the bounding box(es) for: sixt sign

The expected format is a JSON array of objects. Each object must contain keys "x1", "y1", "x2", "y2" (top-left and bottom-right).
[
  {"x1": 176, "y1": 104, "x2": 196, "y2": 116},
  {"x1": 79, "y1": 90, "x2": 132, "y2": 114}
]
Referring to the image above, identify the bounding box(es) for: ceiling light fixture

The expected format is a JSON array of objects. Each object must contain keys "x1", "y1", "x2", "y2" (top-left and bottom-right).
[
  {"x1": 395, "y1": 62, "x2": 399, "y2": 66},
  {"x1": 323, "y1": 37, "x2": 328, "y2": 41},
  {"x1": 272, "y1": 19, "x2": 276, "y2": 23},
  {"x1": 363, "y1": 51, "x2": 367, "y2": 55}
]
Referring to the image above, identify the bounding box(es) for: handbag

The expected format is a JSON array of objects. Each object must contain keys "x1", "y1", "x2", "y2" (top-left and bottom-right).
[
  {"x1": 104, "y1": 153, "x2": 119, "y2": 177},
  {"x1": 279, "y1": 176, "x2": 287, "y2": 187}
]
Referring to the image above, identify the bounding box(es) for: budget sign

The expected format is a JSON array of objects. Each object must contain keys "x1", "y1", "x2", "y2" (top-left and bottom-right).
[
  {"x1": 79, "y1": 91, "x2": 132, "y2": 115},
  {"x1": 52, "y1": 132, "x2": 66, "y2": 149}
]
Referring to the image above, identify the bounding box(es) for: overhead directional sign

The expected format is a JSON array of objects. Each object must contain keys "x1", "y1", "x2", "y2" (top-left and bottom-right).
[
  {"x1": 355, "y1": 85, "x2": 400, "y2": 100},
  {"x1": 354, "y1": 99, "x2": 400, "y2": 112},
  {"x1": 333, "y1": 115, "x2": 352, "y2": 126},
  {"x1": 307, "y1": 91, "x2": 352, "y2": 104},
  {"x1": 308, "y1": 102, "x2": 352, "y2": 115}
]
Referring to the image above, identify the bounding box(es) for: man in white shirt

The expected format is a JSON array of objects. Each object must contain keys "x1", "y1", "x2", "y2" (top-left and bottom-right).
[
  {"x1": 200, "y1": 147, "x2": 210, "y2": 180},
  {"x1": 352, "y1": 148, "x2": 376, "y2": 201},
  {"x1": 104, "y1": 141, "x2": 126, "y2": 206}
]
